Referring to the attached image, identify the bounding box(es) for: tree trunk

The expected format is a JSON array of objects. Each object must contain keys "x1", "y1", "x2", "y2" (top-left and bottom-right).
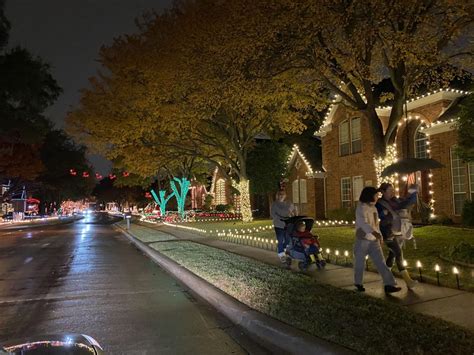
[
  {"x1": 364, "y1": 108, "x2": 386, "y2": 157},
  {"x1": 237, "y1": 179, "x2": 252, "y2": 222}
]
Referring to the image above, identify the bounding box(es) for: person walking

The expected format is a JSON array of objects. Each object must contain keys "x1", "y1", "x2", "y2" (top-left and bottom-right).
[
  {"x1": 270, "y1": 190, "x2": 296, "y2": 265},
  {"x1": 354, "y1": 187, "x2": 401, "y2": 294},
  {"x1": 376, "y1": 183, "x2": 418, "y2": 289}
]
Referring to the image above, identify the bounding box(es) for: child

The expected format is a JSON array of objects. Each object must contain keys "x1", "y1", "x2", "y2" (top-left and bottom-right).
[{"x1": 294, "y1": 220, "x2": 325, "y2": 268}]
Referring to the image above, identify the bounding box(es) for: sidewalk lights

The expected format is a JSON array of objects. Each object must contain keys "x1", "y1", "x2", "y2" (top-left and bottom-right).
[
  {"x1": 453, "y1": 267, "x2": 460, "y2": 289},
  {"x1": 365, "y1": 255, "x2": 369, "y2": 271},
  {"x1": 416, "y1": 260, "x2": 423, "y2": 282},
  {"x1": 344, "y1": 250, "x2": 349, "y2": 264},
  {"x1": 434, "y1": 264, "x2": 440, "y2": 286},
  {"x1": 335, "y1": 250, "x2": 340, "y2": 264},
  {"x1": 325, "y1": 248, "x2": 330, "y2": 263}
]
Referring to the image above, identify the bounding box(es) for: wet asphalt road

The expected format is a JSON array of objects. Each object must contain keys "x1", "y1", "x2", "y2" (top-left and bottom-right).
[{"x1": 0, "y1": 213, "x2": 263, "y2": 354}]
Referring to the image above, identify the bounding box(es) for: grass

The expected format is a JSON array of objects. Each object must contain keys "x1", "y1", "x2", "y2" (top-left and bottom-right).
[
  {"x1": 149, "y1": 240, "x2": 474, "y2": 354},
  {"x1": 175, "y1": 219, "x2": 474, "y2": 291},
  {"x1": 118, "y1": 221, "x2": 176, "y2": 243}
]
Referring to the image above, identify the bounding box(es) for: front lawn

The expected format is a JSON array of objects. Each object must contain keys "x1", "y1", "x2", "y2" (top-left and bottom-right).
[
  {"x1": 173, "y1": 220, "x2": 474, "y2": 291},
  {"x1": 150, "y1": 240, "x2": 474, "y2": 354}
]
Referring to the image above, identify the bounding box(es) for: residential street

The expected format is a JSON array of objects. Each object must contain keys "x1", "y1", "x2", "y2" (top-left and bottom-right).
[{"x1": 0, "y1": 213, "x2": 261, "y2": 354}]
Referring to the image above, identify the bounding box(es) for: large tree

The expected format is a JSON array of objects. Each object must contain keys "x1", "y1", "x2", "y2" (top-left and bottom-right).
[{"x1": 67, "y1": 2, "x2": 318, "y2": 221}]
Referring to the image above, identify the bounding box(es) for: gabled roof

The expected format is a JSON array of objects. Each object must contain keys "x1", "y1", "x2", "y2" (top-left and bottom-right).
[
  {"x1": 314, "y1": 88, "x2": 470, "y2": 137},
  {"x1": 286, "y1": 144, "x2": 324, "y2": 177}
]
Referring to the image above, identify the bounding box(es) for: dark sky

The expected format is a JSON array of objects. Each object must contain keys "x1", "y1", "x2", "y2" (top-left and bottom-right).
[{"x1": 5, "y1": 0, "x2": 171, "y2": 174}]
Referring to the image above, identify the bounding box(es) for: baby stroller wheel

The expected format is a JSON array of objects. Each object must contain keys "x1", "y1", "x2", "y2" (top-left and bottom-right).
[{"x1": 298, "y1": 261, "x2": 307, "y2": 271}]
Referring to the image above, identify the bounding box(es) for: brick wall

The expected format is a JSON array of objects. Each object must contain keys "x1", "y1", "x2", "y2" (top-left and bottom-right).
[
  {"x1": 428, "y1": 129, "x2": 468, "y2": 222},
  {"x1": 285, "y1": 155, "x2": 325, "y2": 218},
  {"x1": 322, "y1": 106, "x2": 377, "y2": 212}
]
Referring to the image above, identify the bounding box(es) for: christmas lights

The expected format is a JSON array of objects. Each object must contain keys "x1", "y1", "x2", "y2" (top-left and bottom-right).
[
  {"x1": 150, "y1": 189, "x2": 174, "y2": 216},
  {"x1": 374, "y1": 144, "x2": 398, "y2": 187},
  {"x1": 170, "y1": 177, "x2": 191, "y2": 218},
  {"x1": 232, "y1": 179, "x2": 253, "y2": 222}
]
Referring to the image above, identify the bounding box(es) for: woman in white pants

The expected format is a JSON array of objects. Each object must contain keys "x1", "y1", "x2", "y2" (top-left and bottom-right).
[{"x1": 353, "y1": 187, "x2": 401, "y2": 294}]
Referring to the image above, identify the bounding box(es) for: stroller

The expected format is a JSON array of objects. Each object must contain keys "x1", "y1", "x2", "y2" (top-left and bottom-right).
[{"x1": 282, "y1": 216, "x2": 326, "y2": 271}]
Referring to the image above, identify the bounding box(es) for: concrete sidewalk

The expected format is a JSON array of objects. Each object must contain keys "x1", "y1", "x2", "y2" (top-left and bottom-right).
[{"x1": 141, "y1": 222, "x2": 474, "y2": 331}]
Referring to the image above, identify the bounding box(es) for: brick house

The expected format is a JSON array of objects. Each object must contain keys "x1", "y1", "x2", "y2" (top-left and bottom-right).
[
  {"x1": 209, "y1": 167, "x2": 240, "y2": 211},
  {"x1": 285, "y1": 144, "x2": 326, "y2": 219},
  {"x1": 315, "y1": 89, "x2": 473, "y2": 222}
]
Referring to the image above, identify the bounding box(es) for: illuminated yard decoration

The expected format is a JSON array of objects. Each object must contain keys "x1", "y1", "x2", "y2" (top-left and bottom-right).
[
  {"x1": 232, "y1": 179, "x2": 252, "y2": 222},
  {"x1": 150, "y1": 189, "x2": 174, "y2": 216},
  {"x1": 170, "y1": 177, "x2": 191, "y2": 218}
]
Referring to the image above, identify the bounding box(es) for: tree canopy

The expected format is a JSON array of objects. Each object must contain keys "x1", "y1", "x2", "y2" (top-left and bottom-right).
[{"x1": 457, "y1": 92, "x2": 474, "y2": 162}]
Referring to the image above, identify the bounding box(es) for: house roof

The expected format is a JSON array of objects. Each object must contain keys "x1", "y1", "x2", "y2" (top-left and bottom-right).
[
  {"x1": 314, "y1": 88, "x2": 470, "y2": 137},
  {"x1": 287, "y1": 143, "x2": 324, "y2": 177}
]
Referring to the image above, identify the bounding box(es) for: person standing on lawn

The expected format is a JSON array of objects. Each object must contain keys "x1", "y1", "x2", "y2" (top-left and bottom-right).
[
  {"x1": 376, "y1": 182, "x2": 418, "y2": 289},
  {"x1": 354, "y1": 187, "x2": 401, "y2": 294},
  {"x1": 271, "y1": 190, "x2": 296, "y2": 265}
]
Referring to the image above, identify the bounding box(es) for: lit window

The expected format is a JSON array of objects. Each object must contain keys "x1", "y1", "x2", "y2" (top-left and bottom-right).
[
  {"x1": 351, "y1": 117, "x2": 361, "y2": 153},
  {"x1": 415, "y1": 125, "x2": 428, "y2": 158},
  {"x1": 341, "y1": 177, "x2": 352, "y2": 208},
  {"x1": 450, "y1": 148, "x2": 466, "y2": 215},
  {"x1": 339, "y1": 118, "x2": 361, "y2": 156},
  {"x1": 339, "y1": 120, "x2": 350, "y2": 156}
]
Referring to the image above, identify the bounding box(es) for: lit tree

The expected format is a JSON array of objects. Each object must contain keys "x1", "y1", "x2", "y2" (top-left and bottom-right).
[
  {"x1": 170, "y1": 177, "x2": 191, "y2": 218},
  {"x1": 67, "y1": 2, "x2": 317, "y2": 222},
  {"x1": 150, "y1": 189, "x2": 174, "y2": 216},
  {"x1": 205, "y1": 0, "x2": 473, "y2": 160}
]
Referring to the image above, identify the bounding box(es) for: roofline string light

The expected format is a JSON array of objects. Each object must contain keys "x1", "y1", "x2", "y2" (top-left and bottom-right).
[{"x1": 316, "y1": 88, "x2": 470, "y2": 135}]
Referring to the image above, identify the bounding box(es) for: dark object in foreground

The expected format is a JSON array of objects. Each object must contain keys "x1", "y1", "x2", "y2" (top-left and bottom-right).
[
  {"x1": 1, "y1": 334, "x2": 103, "y2": 354},
  {"x1": 381, "y1": 158, "x2": 444, "y2": 176}
]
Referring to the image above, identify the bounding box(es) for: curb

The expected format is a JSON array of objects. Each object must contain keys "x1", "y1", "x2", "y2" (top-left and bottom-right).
[{"x1": 115, "y1": 224, "x2": 352, "y2": 355}]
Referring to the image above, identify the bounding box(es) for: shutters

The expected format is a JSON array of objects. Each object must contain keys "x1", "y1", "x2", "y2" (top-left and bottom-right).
[
  {"x1": 292, "y1": 180, "x2": 299, "y2": 203},
  {"x1": 352, "y1": 176, "x2": 364, "y2": 202}
]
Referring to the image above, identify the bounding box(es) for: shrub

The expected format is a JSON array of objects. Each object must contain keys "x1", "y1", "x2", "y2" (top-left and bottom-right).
[
  {"x1": 203, "y1": 194, "x2": 213, "y2": 211},
  {"x1": 326, "y1": 207, "x2": 356, "y2": 222},
  {"x1": 448, "y1": 241, "x2": 474, "y2": 265},
  {"x1": 432, "y1": 213, "x2": 454, "y2": 225},
  {"x1": 462, "y1": 200, "x2": 474, "y2": 226},
  {"x1": 215, "y1": 204, "x2": 228, "y2": 212}
]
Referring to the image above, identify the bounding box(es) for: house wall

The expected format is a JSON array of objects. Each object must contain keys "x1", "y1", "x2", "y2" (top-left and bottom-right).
[
  {"x1": 286, "y1": 155, "x2": 325, "y2": 218},
  {"x1": 321, "y1": 96, "x2": 468, "y2": 222},
  {"x1": 322, "y1": 106, "x2": 377, "y2": 212},
  {"x1": 428, "y1": 129, "x2": 471, "y2": 223}
]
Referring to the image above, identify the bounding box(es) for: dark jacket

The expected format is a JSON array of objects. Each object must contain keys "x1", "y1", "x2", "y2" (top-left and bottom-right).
[{"x1": 376, "y1": 193, "x2": 417, "y2": 239}]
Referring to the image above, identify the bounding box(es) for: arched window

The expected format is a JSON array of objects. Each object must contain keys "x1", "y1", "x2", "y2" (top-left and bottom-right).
[{"x1": 414, "y1": 124, "x2": 428, "y2": 159}]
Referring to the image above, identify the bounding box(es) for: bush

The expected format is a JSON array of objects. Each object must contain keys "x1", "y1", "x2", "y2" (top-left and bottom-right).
[
  {"x1": 215, "y1": 204, "x2": 228, "y2": 212},
  {"x1": 326, "y1": 207, "x2": 356, "y2": 222},
  {"x1": 203, "y1": 194, "x2": 213, "y2": 211},
  {"x1": 432, "y1": 213, "x2": 454, "y2": 225},
  {"x1": 448, "y1": 241, "x2": 474, "y2": 265},
  {"x1": 462, "y1": 200, "x2": 474, "y2": 226}
]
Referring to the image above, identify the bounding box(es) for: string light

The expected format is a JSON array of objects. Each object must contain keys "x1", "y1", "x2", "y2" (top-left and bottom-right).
[
  {"x1": 374, "y1": 144, "x2": 398, "y2": 187},
  {"x1": 232, "y1": 179, "x2": 252, "y2": 222}
]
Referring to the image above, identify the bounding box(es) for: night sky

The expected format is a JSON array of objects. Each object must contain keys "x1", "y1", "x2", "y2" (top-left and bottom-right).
[{"x1": 5, "y1": 0, "x2": 171, "y2": 174}]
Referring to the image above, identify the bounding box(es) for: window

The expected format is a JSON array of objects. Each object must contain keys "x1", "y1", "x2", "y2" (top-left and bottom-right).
[
  {"x1": 292, "y1": 179, "x2": 307, "y2": 204},
  {"x1": 341, "y1": 177, "x2": 352, "y2": 208},
  {"x1": 352, "y1": 176, "x2": 364, "y2": 202},
  {"x1": 339, "y1": 120, "x2": 350, "y2": 156},
  {"x1": 351, "y1": 117, "x2": 361, "y2": 153},
  {"x1": 215, "y1": 179, "x2": 227, "y2": 205},
  {"x1": 414, "y1": 125, "x2": 428, "y2": 158},
  {"x1": 339, "y1": 117, "x2": 361, "y2": 156},
  {"x1": 450, "y1": 148, "x2": 466, "y2": 215},
  {"x1": 469, "y1": 162, "x2": 474, "y2": 200}
]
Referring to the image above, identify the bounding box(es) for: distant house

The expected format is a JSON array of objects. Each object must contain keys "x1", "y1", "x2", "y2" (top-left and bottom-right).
[
  {"x1": 315, "y1": 88, "x2": 473, "y2": 222},
  {"x1": 285, "y1": 144, "x2": 326, "y2": 219},
  {"x1": 208, "y1": 167, "x2": 241, "y2": 212}
]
